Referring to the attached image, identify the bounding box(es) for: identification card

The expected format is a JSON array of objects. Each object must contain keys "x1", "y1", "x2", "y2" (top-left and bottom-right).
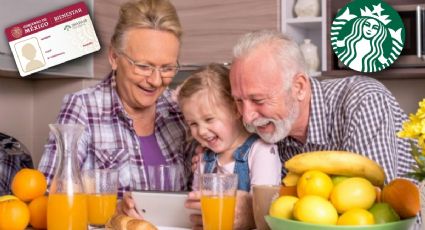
[{"x1": 4, "y1": 1, "x2": 100, "y2": 77}]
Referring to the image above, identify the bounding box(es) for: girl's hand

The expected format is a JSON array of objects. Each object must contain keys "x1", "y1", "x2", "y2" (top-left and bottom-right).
[
  {"x1": 191, "y1": 145, "x2": 204, "y2": 172},
  {"x1": 185, "y1": 191, "x2": 203, "y2": 229},
  {"x1": 116, "y1": 192, "x2": 143, "y2": 219}
]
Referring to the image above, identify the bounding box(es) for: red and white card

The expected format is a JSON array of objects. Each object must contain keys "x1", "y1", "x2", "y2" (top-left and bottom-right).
[{"x1": 4, "y1": 2, "x2": 100, "y2": 77}]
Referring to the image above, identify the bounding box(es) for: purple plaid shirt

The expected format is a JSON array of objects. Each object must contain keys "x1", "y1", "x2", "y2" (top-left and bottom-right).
[{"x1": 38, "y1": 74, "x2": 196, "y2": 196}]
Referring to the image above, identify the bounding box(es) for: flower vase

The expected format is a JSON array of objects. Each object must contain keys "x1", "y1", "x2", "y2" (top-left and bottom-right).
[
  {"x1": 294, "y1": 0, "x2": 320, "y2": 17},
  {"x1": 300, "y1": 39, "x2": 320, "y2": 75}
]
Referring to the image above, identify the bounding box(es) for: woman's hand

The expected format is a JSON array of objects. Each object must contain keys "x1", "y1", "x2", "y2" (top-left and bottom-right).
[{"x1": 116, "y1": 192, "x2": 143, "y2": 219}]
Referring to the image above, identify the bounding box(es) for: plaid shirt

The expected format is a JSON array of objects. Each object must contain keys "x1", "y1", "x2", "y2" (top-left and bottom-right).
[
  {"x1": 38, "y1": 74, "x2": 196, "y2": 196},
  {"x1": 278, "y1": 76, "x2": 415, "y2": 184},
  {"x1": 0, "y1": 133, "x2": 34, "y2": 195}
]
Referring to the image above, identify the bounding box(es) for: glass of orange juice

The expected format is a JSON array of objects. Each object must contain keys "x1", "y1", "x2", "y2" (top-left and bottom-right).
[
  {"x1": 82, "y1": 169, "x2": 118, "y2": 228},
  {"x1": 200, "y1": 173, "x2": 238, "y2": 230}
]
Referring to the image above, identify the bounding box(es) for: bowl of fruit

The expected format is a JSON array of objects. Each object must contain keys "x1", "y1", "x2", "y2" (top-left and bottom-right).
[
  {"x1": 265, "y1": 216, "x2": 416, "y2": 230},
  {"x1": 265, "y1": 151, "x2": 420, "y2": 230}
]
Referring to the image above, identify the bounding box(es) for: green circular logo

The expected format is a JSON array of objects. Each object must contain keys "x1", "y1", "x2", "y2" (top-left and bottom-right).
[{"x1": 331, "y1": 0, "x2": 405, "y2": 73}]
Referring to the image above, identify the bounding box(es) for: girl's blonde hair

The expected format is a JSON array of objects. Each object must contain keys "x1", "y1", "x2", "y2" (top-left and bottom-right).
[
  {"x1": 177, "y1": 63, "x2": 235, "y2": 112},
  {"x1": 111, "y1": 0, "x2": 182, "y2": 51}
]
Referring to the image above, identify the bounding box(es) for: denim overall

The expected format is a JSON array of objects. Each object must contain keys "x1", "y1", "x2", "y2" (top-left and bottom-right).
[{"x1": 203, "y1": 134, "x2": 259, "y2": 192}]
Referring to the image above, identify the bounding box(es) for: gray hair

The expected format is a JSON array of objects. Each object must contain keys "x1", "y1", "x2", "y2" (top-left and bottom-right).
[{"x1": 232, "y1": 30, "x2": 307, "y2": 90}]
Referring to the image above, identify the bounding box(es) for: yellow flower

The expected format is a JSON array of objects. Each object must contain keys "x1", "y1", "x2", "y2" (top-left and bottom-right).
[
  {"x1": 398, "y1": 114, "x2": 423, "y2": 139},
  {"x1": 419, "y1": 98, "x2": 425, "y2": 108},
  {"x1": 418, "y1": 99, "x2": 425, "y2": 119}
]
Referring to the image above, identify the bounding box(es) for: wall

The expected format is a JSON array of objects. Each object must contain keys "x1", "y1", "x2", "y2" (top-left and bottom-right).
[
  {"x1": 0, "y1": 78, "x2": 34, "y2": 153},
  {"x1": 380, "y1": 79, "x2": 425, "y2": 115},
  {"x1": 0, "y1": 77, "x2": 101, "y2": 168}
]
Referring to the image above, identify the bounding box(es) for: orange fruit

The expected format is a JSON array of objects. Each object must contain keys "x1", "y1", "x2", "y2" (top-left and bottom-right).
[
  {"x1": 381, "y1": 178, "x2": 420, "y2": 218},
  {"x1": 293, "y1": 195, "x2": 338, "y2": 225},
  {"x1": 11, "y1": 168, "x2": 47, "y2": 202},
  {"x1": 337, "y1": 208, "x2": 375, "y2": 226},
  {"x1": 0, "y1": 199, "x2": 30, "y2": 230},
  {"x1": 330, "y1": 177, "x2": 376, "y2": 213},
  {"x1": 279, "y1": 186, "x2": 297, "y2": 196},
  {"x1": 297, "y1": 170, "x2": 333, "y2": 199},
  {"x1": 28, "y1": 195, "x2": 48, "y2": 229}
]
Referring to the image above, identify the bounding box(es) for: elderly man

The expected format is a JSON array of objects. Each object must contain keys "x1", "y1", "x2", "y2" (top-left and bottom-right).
[{"x1": 186, "y1": 30, "x2": 415, "y2": 229}]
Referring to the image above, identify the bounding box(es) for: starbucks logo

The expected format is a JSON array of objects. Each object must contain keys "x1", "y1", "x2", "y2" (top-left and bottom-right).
[{"x1": 331, "y1": 0, "x2": 405, "y2": 72}]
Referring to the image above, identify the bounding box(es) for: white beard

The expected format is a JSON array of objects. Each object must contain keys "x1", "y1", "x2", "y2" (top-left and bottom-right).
[{"x1": 244, "y1": 97, "x2": 299, "y2": 144}]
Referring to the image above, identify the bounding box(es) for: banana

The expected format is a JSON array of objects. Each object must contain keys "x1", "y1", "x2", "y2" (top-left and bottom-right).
[
  {"x1": 0, "y1": 195, "x2": 18, "y2": 203},
  {"x1": 282, "y1": 172, "x2": 300, "y2": 186},
  {"x1": 284, "y1": 151, "x2": 386, "y2": 187}
]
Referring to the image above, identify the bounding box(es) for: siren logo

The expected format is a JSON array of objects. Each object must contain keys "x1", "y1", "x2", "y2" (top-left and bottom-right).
[{"x1": 330, "y1": 0, "x2": 405, "y2": 72}]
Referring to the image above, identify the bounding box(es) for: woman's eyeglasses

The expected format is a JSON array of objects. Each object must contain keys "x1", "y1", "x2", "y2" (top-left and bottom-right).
[{"x1": 118, "y1": 51, "x2": 179, "y2": 79}]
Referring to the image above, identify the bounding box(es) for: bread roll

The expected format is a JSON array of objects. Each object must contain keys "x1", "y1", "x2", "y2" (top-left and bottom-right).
[
  {"x1": 106, "y1": 213, "x2": 157, "y2": 230},
  {"x1": 108, "y1": 214, "x2": 133, "y2": 230},
  {"x1": 127, "y1": 219, "x2": 157, "y2": 230}
]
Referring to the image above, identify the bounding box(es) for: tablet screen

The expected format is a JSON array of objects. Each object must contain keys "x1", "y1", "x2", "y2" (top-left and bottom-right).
[{"x1": 132, "y1": 191, "x2": 199, "y2": 228}]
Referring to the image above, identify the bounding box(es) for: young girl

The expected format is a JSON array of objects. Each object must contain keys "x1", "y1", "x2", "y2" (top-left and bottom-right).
[{"x1": 176, "y1": 63, "x2": 281, "y2": 191}]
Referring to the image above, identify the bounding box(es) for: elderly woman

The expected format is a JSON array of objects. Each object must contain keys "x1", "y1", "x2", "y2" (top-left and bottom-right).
[{"x1": 38, "y1": 0, "x2": 195, "y2": 207}]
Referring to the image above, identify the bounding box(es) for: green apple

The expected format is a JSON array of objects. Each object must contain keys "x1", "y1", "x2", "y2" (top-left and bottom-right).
[
  {"x1": 369, "y1": 202, "x2": 400, "y2": 224},
  {"x1": 331, "y1": 176, "x2": 349, "y2": 186}
]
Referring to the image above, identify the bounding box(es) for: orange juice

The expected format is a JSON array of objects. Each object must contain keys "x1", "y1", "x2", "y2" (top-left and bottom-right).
[
  {"x1": 47, "y1": 193, "x2": 87, "y2": 230},
  {"x1": 201, "y1": 195, "x2": 236, "y2": 230},
  {"x1": 87, "y1": 193, "x2": 117, "y2": 225}
]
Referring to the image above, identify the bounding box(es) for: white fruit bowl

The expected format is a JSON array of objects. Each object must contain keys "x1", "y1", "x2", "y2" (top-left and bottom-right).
[{"x1": 265, "y1": 215, "x2": 416, "y2": 230}]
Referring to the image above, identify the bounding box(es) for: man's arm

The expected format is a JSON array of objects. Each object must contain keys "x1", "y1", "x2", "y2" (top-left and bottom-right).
[{"x1": 342, "y1": 92, "x2": 415, "y2": 183}]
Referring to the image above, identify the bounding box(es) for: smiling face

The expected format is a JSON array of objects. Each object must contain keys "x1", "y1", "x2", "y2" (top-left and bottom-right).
[
  {"x1": 363, "y1": 18, "x2": 379, "y2": 39},
  {"x1": 180, "y1": 90, "x2": 245, "y2": 154},
  {"x1": 109, "y1": 28, "x2": 179, "y2": 112},
  {"x1": 230, "y1": 45, "x2": 300, "y2": 143}
]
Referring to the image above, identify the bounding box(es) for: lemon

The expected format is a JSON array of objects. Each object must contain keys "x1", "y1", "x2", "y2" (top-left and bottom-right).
[
  {"x1": 337, "y1": 208, "x2": 375, "y2": 225},
  {"x1": 293, "y1": 195, "x2": 338, "y2": 225},
  {"x1": 297, "y1": 170, "x2": 333, "y2": 199},
  {"x1": 269, "y1": 196, "x2": 299, "y2": 220},
  {"x1": 0, "y1": 195, "x2": 19, "y2": 203},
  {"x1": 330, "y1": 177, "x2": 376, "y2": 213}
]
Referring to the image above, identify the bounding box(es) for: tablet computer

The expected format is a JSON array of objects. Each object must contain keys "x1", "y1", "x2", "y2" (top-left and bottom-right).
[{"x1": 132, "y1": 191, "x2": 200, "y2": 228}]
